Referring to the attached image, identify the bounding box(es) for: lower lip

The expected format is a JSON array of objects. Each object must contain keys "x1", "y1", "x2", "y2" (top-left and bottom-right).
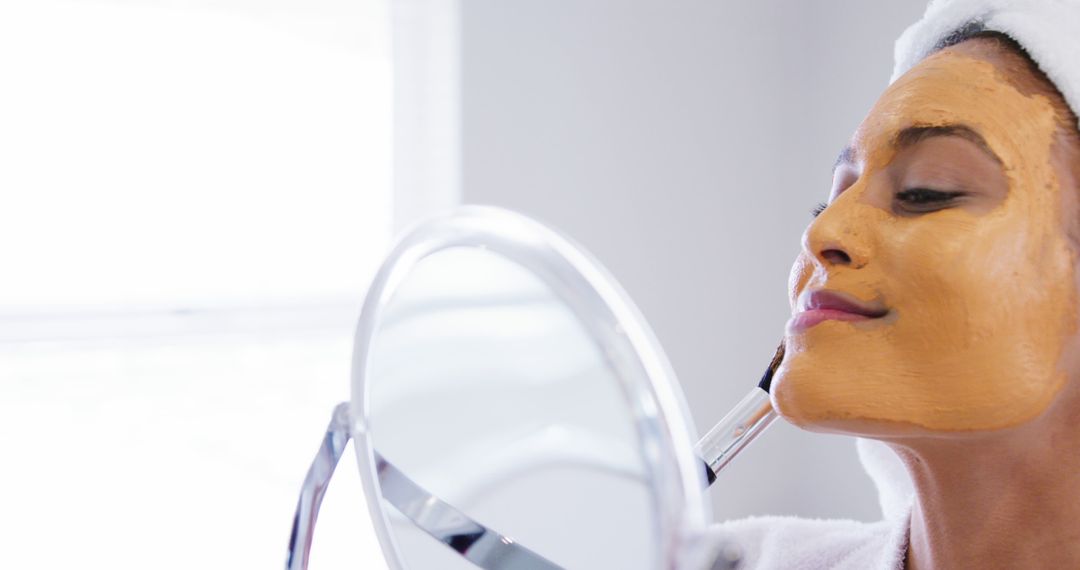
[{"x1": 787, "y1": 309, "x2": 882, "y2": 334}]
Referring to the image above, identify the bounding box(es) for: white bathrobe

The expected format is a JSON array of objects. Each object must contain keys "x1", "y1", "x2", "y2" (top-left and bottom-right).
[{"x1": 712, "y1": 439, "x2": 914, "y2": 570}]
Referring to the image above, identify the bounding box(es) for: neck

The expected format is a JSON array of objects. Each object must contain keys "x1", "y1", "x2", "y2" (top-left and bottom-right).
[{"x1": 895, "y1": 408, "x2": 1080, "y2": 570}]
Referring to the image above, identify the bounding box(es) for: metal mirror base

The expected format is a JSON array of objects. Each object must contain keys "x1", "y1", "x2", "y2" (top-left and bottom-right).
[{"x1": 287, "y1": 403, "x2": 561, "y2": 570}]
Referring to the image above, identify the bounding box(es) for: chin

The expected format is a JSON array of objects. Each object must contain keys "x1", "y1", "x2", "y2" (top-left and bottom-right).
[{"x1": 770, "y1": 352, "x2": 1061, "y2": 437}]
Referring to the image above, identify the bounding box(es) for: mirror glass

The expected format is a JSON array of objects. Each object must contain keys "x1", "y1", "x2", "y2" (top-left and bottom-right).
[{"x1": 364, "y1": 246, "x2": 656, "y2": 569}]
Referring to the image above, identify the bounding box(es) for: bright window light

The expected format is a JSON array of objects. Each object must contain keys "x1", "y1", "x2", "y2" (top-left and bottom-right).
[
  {"x1": 0, "y1": 1, "x2": 395, "y2": 568},
  {"x1": 0, "y1": 0, "x2": 392, "y2": 313}
]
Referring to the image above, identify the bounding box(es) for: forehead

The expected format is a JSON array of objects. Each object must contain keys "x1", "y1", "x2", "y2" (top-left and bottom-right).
[{"x1": 852, "y1": 47, "x2": 1060, "y2": 170}]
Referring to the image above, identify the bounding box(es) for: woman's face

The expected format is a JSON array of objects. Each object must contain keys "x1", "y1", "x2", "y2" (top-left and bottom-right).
[{"x1": 772, "y1": 39, "x2": 1080, "y2": 436}]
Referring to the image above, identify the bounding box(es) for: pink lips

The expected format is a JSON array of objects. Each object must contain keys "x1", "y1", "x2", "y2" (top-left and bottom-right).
[{"x1": 788, "y1": 289, "x2": 889, "y2": 334}]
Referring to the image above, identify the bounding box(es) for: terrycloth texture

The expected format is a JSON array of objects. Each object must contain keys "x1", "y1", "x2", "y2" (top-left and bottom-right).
[
  {"x1": 892, "y1": 0, "x2": 1080, "y2": 129},
  {"x1": 708, "y1": 439, "x2": 914, "y2": 569},
  {"x1": 713, "y1": 508, "x2": 910, "y2": 570}
]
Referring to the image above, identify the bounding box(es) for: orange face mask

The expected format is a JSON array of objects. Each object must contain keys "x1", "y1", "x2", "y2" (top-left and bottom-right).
[{"x1": 772, "y1": 46, "x2": 1080, "y2": 435}]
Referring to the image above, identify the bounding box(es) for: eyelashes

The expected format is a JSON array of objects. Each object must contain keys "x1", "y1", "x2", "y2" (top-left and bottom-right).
[
  {"x1": 894, "y1": 188, "x2": 965, "y2": 209},
  {"x1": 810, "y1": 188, "x2": 964, "y2": 218}
]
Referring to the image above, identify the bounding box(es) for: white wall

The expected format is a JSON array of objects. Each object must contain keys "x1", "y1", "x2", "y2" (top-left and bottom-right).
[{"x1": 459, "y1": 1, "x2": 928, "y2": 522}]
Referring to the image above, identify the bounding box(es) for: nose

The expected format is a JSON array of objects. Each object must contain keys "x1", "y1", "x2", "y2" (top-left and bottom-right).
[{"x1": 802, "y1": 199, "x2": 871, "y2": 270}]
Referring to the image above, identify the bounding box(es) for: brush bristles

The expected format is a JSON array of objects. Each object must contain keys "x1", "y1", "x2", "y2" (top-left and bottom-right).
[{"x1": 757, "y1": 341, "x2": 785, "y2": 393}]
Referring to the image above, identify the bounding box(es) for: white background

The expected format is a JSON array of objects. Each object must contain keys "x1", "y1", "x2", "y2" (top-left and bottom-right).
[{"x1": 0, "y1": 0, "x2": 391, "y2": 311}]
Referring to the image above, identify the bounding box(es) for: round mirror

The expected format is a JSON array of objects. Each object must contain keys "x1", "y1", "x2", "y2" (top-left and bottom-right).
[
  {"x1": 368, "y1": 247, "x2": 662, "y2": 567},
  {"x1": 320, "y1": 207, "x2": 712, "y2": 569}
]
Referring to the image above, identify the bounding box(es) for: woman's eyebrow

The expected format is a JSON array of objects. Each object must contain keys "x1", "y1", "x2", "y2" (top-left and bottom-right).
[
  {"x1": 832, "y1": 125, "x2": 1002, "y2": 175},
  {"x1": 893, "y1": 124, "x2": 1003, "y2": 165}
]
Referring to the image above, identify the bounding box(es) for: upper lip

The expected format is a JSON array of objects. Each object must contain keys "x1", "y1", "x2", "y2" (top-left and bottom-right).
[{"x1": 797, "y1": 289, "x2": 889, "y2": 318}]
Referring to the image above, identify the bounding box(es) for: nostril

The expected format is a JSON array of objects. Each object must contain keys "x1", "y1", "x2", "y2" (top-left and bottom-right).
[{"x1": 821, "y1": 249, "x2": 852, "y2": 265}]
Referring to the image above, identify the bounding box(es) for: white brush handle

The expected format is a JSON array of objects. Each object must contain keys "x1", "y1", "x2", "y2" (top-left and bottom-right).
[{"x1": 695, "y1": 387, "x2": 778, "y2": 485}]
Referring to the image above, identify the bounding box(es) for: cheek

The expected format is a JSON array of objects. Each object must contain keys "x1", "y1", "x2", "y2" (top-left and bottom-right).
[
  {"x1": 882, "y1": 213, "x2": 1056, "y2": 347},
  {"x1": 881, "y1": 211, "x2": 1080, "y2": 427},
  {"x1": 871, "y1": 216, "x2": 983, "y2": 340},
  {"x1": 932, "y1": 213, "x2": 1073, "y2": 327}
]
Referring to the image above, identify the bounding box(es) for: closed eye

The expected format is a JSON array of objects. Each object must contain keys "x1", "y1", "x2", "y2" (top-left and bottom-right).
[{"x1": 894, "y1": 188, "x2": 965, "y2": 213}]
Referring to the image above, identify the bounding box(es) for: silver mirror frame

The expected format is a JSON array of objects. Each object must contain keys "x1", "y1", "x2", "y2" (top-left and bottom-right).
[{"x1": 350, "y1": 205, "x2": 712, "y2": 569}]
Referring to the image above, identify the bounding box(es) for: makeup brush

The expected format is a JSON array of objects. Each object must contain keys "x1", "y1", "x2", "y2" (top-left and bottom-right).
[{"x1": 696, "y1": 342, "x2": 784, "y2": 486}]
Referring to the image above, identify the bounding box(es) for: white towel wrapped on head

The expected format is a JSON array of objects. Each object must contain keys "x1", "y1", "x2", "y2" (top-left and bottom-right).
[{"x1": 892, "y1": 0, "x2": 1080, "y2": 128}]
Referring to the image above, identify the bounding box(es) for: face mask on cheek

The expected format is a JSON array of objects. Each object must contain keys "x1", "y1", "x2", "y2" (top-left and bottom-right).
[{"x1": 772, "y1": 49, "x2": 1080, "y2": 436}]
